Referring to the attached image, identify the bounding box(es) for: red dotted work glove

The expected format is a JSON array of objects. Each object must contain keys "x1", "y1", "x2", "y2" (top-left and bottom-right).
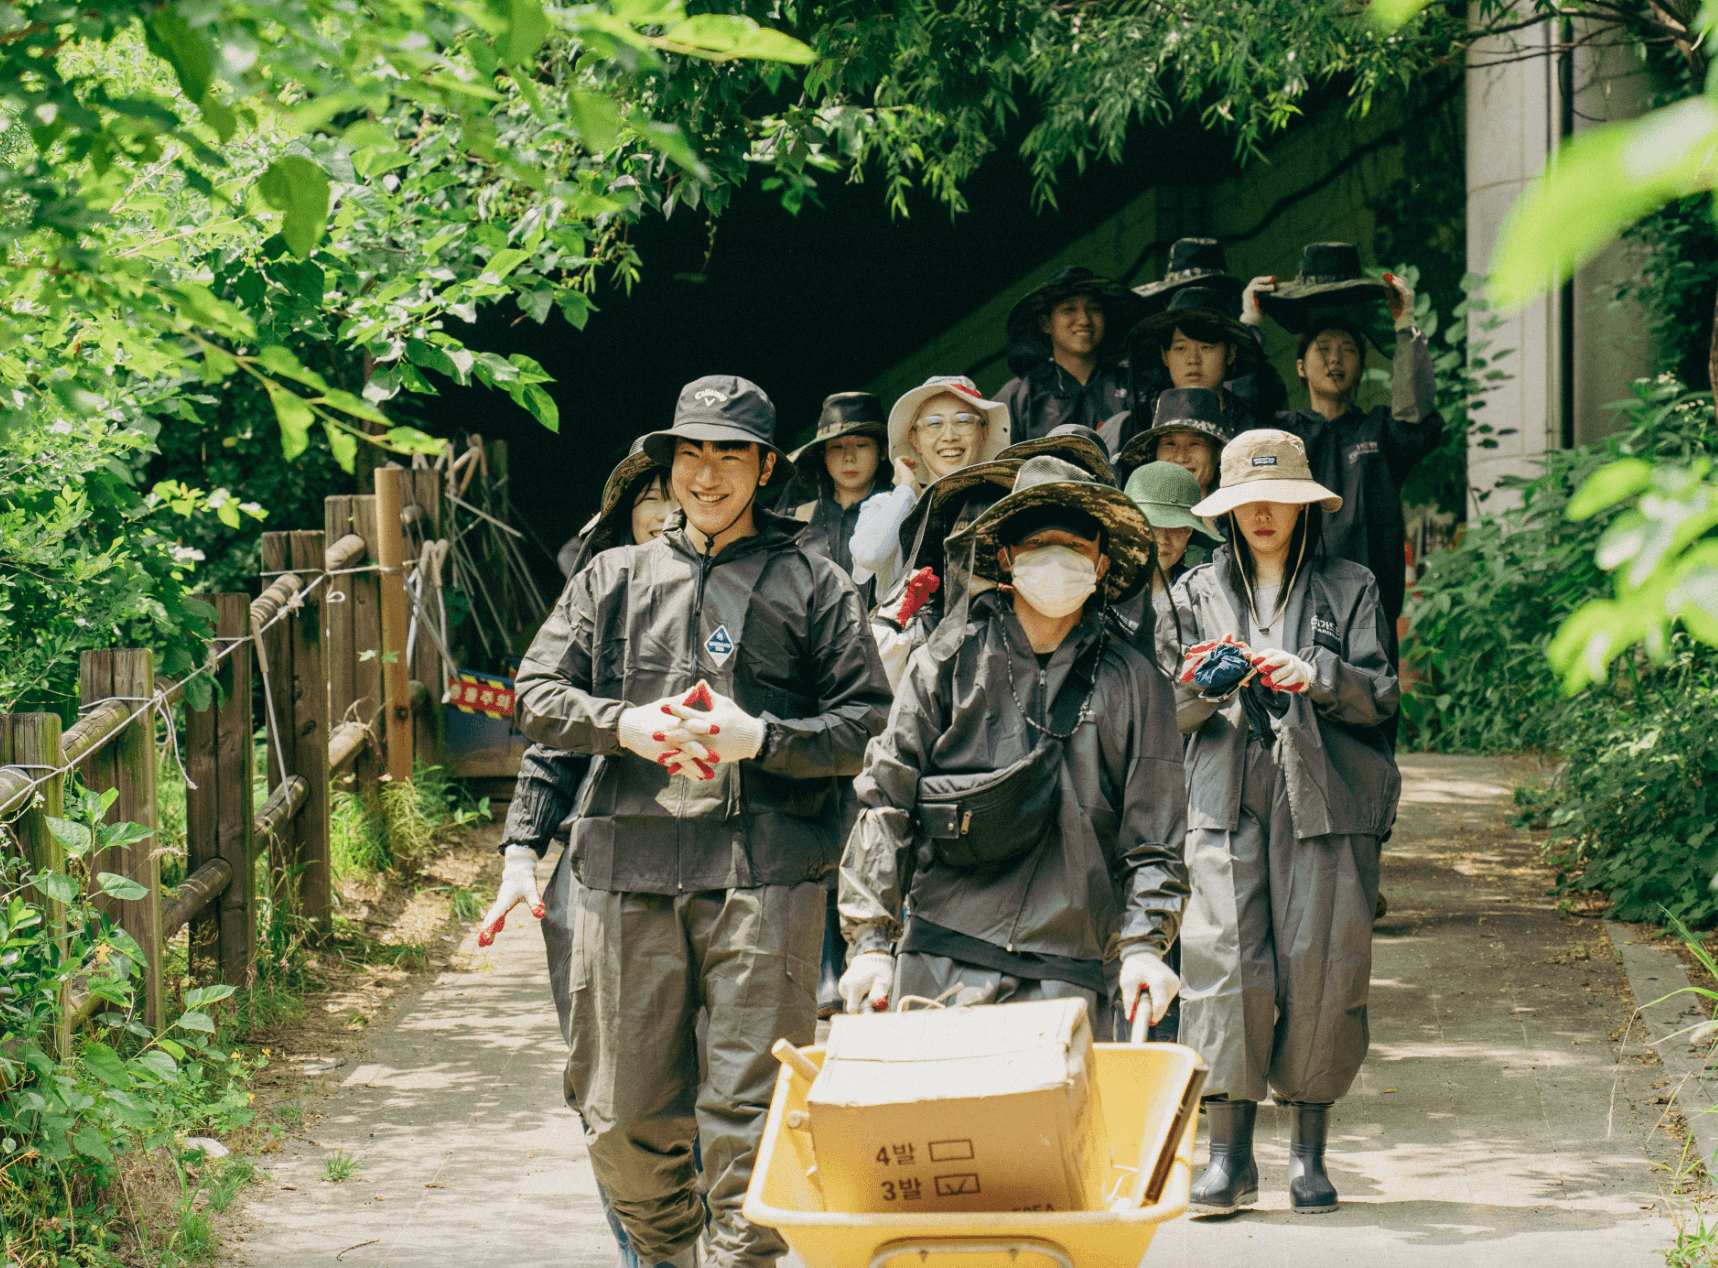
[{"x1": 476, "y1": 845, "x2": 544, "y2": 947}]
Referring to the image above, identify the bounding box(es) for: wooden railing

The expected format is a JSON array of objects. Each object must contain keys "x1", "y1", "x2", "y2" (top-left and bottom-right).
[{"x1": 0, "y1": 463, "x2": 450, "y2": 1048}]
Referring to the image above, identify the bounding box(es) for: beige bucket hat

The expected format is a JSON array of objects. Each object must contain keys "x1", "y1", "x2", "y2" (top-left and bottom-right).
[
  {"x1": 1190, "y1": 428, "x2": 1343, "y2": 518},
  {"x1": 887, "y1": 375, "x2": 1012, "y2": 473}
]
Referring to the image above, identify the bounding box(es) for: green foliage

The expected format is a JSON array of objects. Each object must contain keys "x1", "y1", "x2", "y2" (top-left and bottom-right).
[
  {"x1": 1, "y1": 787, "x2": 261, "y2": 1265},
  {"x1": 1405, "y1": 376, "x2": 1715, "y2": 750},
  {"x1": 1616, "y1": 193, "x2": 1718, "y2": 391},
  {"x1": 322, "y1": 1150, "x2": 359, "y2": 1182}
]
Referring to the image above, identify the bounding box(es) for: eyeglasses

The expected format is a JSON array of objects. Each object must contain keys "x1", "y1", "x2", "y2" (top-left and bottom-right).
[{"x1": 914, "y1": 412, "x2": 984, "y2": 437}]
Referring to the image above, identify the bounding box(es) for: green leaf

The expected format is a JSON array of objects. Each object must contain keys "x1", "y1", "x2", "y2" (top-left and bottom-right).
[
  {"x1": 265, "y1": 383, "x2": 315, "y2": 460},
  {"x1": 318, "y1": 387, "x2": 389, "y2": 426},
  {"x1": 97, "y1": 872, "x2": 148, "y2": 902},
  {"x1": 557, "y1": 289, "x2": 594, "y2": 331},
  {"x1": 71, "y1": 1127, "x2": 114, "y2": 1164},
  {"x1": 258, "y1": 345, "x2": 332, "y2": 393},
  {"x1": 138, "y1": 1050, "x2": 178, "y2": 1080},
  {"x1": 1568, "y1": 460, "x2": 1654, "y2": 522},
  {"x1": 506, "y1": 0, "x2": 552, "y2": 63},
  {"x1": 199, "y1": 93, "x2": 238, "y2": 143},
  {"x1": 323, "y1": 421, "x2": 358, "y2": 473},
  {"x1": 516, "y1": 384, "x2": 559, "y2": 432},
  {"x1": 81, "y1": 1042, "x2": 130, "y2": 1089},
  {"x1": 481, "y1": 248, "x2": 531, "y2": 282},
  {"x1": 568, "y1": 91, "x2": 621, "y2": 153},
  {"x1": 44, "y1": 816, "x2": 94, "y2": 858},
  {"x1": 38, "y1": 872, "x2": 79, "y2": 904},
  {"x1": 384, "y1": 426, "x2": 447, "y2": 455},
  {"x1": 257, "y1": 157, "x2": 332, "y2": 260},
  {"x1": 660, "y1": 14, "x2": 815, "y2": 64},
  {"x1": 184, "y1": 984, "x2": 236, "y2": 1008},
  {"x1": 1491, "y1": 98, "x2": 1718, "y2": 308},
  {"x1": 175, "y1": 1010, "x2": 216, "y2": 1034},
  {"x1": 146, "y1": 10, "x2": 213, "y2": 105}
]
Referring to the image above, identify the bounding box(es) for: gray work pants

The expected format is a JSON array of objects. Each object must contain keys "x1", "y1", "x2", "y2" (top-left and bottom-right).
[
  {"x1": 894, "y1": 950, "x2": 1104, "y2": 1018},
  {"x1": 564, "y1": 882, "x2": 825, "y2": 1268},
  {"x1": 1178, "y1": 739, "x2": 1379, "y2": 1104}
]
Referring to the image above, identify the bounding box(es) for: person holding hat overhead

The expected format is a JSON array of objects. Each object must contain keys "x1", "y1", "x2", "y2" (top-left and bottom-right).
[
  {"x1": 838, "y1": 456, "x2": 1188, "y2": 1028},
  {"x1": 849, "y1": 374, "x2": 1011, "y2": 598},
  {"x1": 1255, "y1": 242, "x2": 1439, "y2": 658},
  {"x1": 783, "y1": 392, "x2": 888, "y2": 594},
  {"x1": 508, "y1": 375, "x2": 892, "y2": 1268},
  {"x1": 994, "y1": 266, "x2": 1137, "y2": 440},
  {"x1": 1161, "y1": 428, "x2": 1399, "y2": 1217}
]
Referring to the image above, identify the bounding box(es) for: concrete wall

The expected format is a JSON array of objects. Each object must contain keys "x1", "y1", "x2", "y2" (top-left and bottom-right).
[
  {"x1": 866, "y1": 92, "x2": 1430, "y2": 412},
  {"x1": 1465, "y1": 15, "x2": 1654, "y2": 513}
]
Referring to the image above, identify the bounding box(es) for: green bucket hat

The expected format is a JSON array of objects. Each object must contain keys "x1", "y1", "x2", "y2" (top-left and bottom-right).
[{"x1": 1124, "y1": 461, "x2": 1220, "y2": 544}]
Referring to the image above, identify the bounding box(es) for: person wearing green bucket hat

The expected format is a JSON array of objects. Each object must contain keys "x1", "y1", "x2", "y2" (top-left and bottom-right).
[{"x1": 838, "y1": 455, "x2": 1188, "y2": 1033}]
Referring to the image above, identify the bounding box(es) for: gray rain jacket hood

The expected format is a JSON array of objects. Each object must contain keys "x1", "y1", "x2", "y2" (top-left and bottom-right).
[
  {"x1": 515, "y1": 509, "x2": 892, "y2": 894},
  {"x1": 1161, "y1": 548, "x2": 1401, "y2": 839},
  {"x1": 841, "y1": 593, "x2": 1188, "y2": 964}
]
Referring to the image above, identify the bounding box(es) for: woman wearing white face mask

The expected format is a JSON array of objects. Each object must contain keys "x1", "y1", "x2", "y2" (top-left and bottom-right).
[
  {"x1": 1160, "y1": 429, "x2": 1399, "y2": 1218},
  {"x1": 839, "y1": 456, "x2": 1189, "y2": 1031}
]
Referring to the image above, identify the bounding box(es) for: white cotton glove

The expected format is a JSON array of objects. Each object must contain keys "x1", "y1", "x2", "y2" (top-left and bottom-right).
[
  {"x1": 1248, "y1": 648, "x2": 1315, "y2": 694},
  {"x1": 1385, "y1": 271, "x2": 1417, "y2": 331},
  {"x1": 1239, "y1": 274, "x2": 1275, "y2": 327},
  {"x1": 839, "y1": 951, "x2": 894, "y2": 1014},
  {"x1": 477, "y1": 845, "x2": 544, "y2": 947},
  {"x1": 1120, "y1": 951, "x2": 1181, "y2": 1026},
  {"x1": 660, "y1": 680, "x2": 766, "y2": 776},
  {"x1": 618, "y1": 695, "x2": 695, "y2": 767}
]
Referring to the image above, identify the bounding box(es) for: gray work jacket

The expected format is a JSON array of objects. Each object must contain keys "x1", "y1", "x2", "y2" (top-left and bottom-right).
[
  {"x1": 841, "y1": 594, "x2": 1188, "y2": 962},
  {"x1": 1161, "y1": 550, "x2": 1401, "y2": 840},
  {"x1": 515, "y1": 512, "x2": 892, "y2": 894}
]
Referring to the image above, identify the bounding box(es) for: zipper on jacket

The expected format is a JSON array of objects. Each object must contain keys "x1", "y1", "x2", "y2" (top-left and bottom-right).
[{"x1": 675, "y1": 544, "x2": 719, "y2": 892}]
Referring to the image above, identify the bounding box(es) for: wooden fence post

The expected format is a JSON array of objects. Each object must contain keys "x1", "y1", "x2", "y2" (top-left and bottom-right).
[
  {"x1": 0, "y1": 714, "x2": 70, "y2": 1057},
  {"x1": 79, "y1": 650, "x2": 163, "y2": 1033},
  {"x1": 185, "y1": 595, "x2": 256, "y2": 985},
  {"x1": 326, "y1": 495, "x2": 383, "y2": 809},
  {"x1": 407, "y1": 464, "x2": 446, "y2": 771},
  {"x1": 259, "y1": 533, "x2": 332, "y2": 939},
  {"x1": 374, "y1": 465, "x2": 415, "y2": 785}
]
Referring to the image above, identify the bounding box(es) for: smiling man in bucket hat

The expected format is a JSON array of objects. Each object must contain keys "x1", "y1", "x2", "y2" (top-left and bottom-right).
[
  {"x1": 506, "y1": 374, "x2": 892, "y2": 1268},
  {"x1": 839, "y1": 455, "x2": 1188, "y2": 1034}
]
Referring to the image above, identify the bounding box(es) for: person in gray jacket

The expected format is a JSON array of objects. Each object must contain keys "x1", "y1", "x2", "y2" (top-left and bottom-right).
[
  {"x1": 1159, "y1": 428, "x2": 1400, "y2": 1217},
  {"x1": 838, "y1": 456, "x2": 1188, "y2": 1030},
  {"x1": 506, "y1": 376, "x2": 892, "y2": 1268}
]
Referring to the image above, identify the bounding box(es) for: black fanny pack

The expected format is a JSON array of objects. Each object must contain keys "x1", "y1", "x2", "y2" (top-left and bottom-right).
[{"x1": 913, "y1": 637, "x2": 1101, "y2": 872}]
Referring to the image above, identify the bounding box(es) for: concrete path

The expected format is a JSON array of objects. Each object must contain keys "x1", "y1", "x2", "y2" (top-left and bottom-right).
[{"x1": 227, "y1": 755, "x2": 1689, "y2": 1268}]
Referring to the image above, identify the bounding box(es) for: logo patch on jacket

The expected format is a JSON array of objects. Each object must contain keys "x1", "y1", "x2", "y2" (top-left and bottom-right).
[
  {"x1": 704, "y1": 624, "x2": 735, "y2": 667},
  {"x1": 1312, "y1": 608, "x2": 1342, "y2": 653},
  {"x1": 1346, "y1": 440, "x2": 1381, "y2": 466}
]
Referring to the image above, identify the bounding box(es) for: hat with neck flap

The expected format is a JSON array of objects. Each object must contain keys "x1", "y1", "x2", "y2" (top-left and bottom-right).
[
  {"x1": 996, "y1": 422, "x2": 1117, "y2": 486},
  {"x1": 1002, "y1": 266, "x2": 1140, "y2": 377}
]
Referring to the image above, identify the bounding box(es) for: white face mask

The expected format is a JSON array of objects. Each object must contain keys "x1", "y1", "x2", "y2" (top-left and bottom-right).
[{"x1": 1008, "y1": 545, "x2": 1098, "y2": 618}]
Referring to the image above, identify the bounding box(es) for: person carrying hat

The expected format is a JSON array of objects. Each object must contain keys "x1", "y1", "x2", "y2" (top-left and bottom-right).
[
  {"x1": 1254, "y1": 243, "x2": 1440, "y2": 659},
  {"x1": 838, "y1": 455, "x2": 1188, "y2": 1030},
  {"x1": 507, "y1": 376, "x2": 892, "y2": 1268},
  {"x1": 1101, "y1": 287, "x2": 1282, "y2": 460},
  {"x1": 994, "y1": 266, "x2": 1138, "y2": 440},
  {"x1": 1159, "y1": 429, "x2": 1399, "y2": 1217},
  {"x1": 849, "y1": 374, "x2": 1011, "y2": 599}
]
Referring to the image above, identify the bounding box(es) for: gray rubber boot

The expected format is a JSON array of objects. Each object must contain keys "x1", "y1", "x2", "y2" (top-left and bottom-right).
[
  {"x1": 1288, "y1": 1101, "x2": 1339, "y2": 1213},
  {"x1": 1189, "y1": 1098, "x2": 1259, "y2": 1215}
]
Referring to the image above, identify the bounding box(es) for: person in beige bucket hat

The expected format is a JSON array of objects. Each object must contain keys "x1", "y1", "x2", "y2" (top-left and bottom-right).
[{"x1": 1158, "y1": 426, "x2": 1399, "y2": 1219}]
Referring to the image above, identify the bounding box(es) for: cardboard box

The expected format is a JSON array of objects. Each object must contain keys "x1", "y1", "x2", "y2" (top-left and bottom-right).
[{"x1": 805, "y1": 998, "x2": 1111, "y2": 1214}]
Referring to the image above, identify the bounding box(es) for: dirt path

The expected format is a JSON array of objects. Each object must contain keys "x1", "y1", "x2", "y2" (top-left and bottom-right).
[{"x1": 220, "y1": 755, "x2": 1695, "y2": 1268}]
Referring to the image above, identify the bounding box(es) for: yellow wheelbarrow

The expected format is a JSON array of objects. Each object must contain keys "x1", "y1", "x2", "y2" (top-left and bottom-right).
[{"x1": 744, "y1": 1019, "x2": 1207, "y2": 1268}]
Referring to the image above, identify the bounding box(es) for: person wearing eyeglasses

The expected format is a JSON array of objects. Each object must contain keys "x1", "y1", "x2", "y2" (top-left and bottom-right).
[{"x1": 848, "y1": 375, "x2": 1011, "y2": 599}]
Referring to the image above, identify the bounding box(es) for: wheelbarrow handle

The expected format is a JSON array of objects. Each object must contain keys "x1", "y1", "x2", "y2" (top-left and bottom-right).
[
  {"x1": 869, "y1": 1237, "x2": 1073, "y2": 1268},
  {"x1": 1143, "y1": 1061, "x2": 1209, "y2": 1206}
]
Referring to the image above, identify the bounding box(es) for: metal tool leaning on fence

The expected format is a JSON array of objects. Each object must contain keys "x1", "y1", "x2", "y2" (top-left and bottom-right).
[
  {"x1": 503, "y1": 376, "x2": 890, "y2": 1268},
  {"x1": 838, "y1": 455, "x2": 1188, "y2": 1027},
  {"x1": 1158, "y1": 428, "x2": 1400, "y2": 1217}
]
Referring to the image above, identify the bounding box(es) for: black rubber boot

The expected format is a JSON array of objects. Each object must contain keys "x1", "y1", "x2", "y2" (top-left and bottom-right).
[
  {"x1": 816, "y1": 892, "x2": 843, "y2": 1019},
  {"x1": 1288, "y1": 1102, "x2": 1339, "y2": 1213},
  {"x1": 1189, "y1": 1098, "x2": 1258, "y2": 1214}
]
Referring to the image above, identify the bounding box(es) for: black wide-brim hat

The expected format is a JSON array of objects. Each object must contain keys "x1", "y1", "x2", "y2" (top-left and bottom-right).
[
  {"x1": 790, "y1": 391, "x2": 888, "y2": 465},
  {"x1": 570, "y1": 437, "x2": 670, "y2": 571},
  {"x1": 1124, "y1": 287, "x2": 1263, "y2": 377},
  {"x1": 642, "y1": 374, "x2": 795, "y2": 486},
  {"x1": 1113, "y1": 387, "x2": 1234, "y2": 481},
  {"x1": 1131, "y1": 238, "x2": 1243, "y2": 313},
  {"x1": 1260, "y1": 242, "x2": 1391, "y2": 350},
  {"x1": 948, "y1": 456, "x2": 1153, "y2": 603},
  {"x1": 996, "y1": 424, "x2": 1117, "y2": 486},
  {"x1": 1003, "y1": 267, "x2": 1140, "y2": 377}
]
